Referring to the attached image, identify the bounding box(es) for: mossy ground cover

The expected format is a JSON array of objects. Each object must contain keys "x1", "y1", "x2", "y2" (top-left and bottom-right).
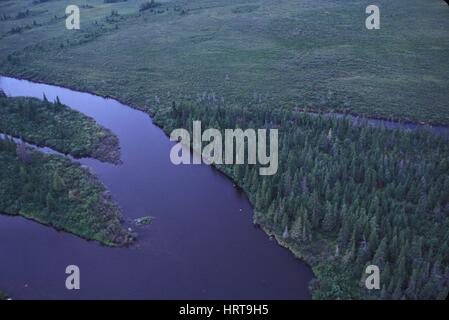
[
  {"x1": 0, "y1": 0, "x2": 448, "y2": 124},
  {"x1": 0, "y1": 95, "x2": 120, "y2": 163}
]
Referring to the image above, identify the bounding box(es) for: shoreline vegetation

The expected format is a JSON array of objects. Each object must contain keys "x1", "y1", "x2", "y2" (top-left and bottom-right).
[
  {"x1": 159, "y1": 101, "x2": 449, "y2": 299},
  {"x1": 3, "y1": 73, "x2": 449, "y2": 132},
  {"x1": 0, "y1": 95, "x2": 121, "y2": 163},
  {"x1": 0, "y1": 0, "x2": 448, "y2": 300},
  {"x1": 0, "y1": 136, "x2": 135, "y2": 246},
  {"x1": 4, "y1": 75, "x2": 448, "y2": 299}
]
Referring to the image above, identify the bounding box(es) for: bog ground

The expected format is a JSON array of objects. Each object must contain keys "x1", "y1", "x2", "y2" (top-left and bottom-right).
[{"x1": 1, "y1": 0, "x2": 448, "y2": 124}]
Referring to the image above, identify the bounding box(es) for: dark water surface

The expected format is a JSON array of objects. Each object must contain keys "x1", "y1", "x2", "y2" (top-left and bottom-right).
[{"x1": 0, "y1": 76, "x2": 314, "y2": 299}]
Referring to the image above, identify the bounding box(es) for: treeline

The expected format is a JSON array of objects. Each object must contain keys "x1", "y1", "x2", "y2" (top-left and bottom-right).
[
  {"x1": 153, "y1": 99, "x2": 449, "y2": 299},
  {"x1": 0, "y1": 96, "x2": 120, "y2": 163},
  {"x1": 139, "y1": 0, "x2": 160, "y2": 12},
  {"x1": 0, "y1": 9, "x2": 31, "y2": 21},
  {"x1": 32, "y1": 0, "x2": 55, "y2": 4},
  {"x1": 0, "y1": 136, "x2": 133, "y2": 246}
]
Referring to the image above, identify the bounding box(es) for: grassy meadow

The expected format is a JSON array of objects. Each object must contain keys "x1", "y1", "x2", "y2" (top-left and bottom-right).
[
  {"x1": 1, "y1": 0, "x2": 449, "y2": 300},
  {"x1": 0, "y1": 0, "x2": 448, "y2": 124}
]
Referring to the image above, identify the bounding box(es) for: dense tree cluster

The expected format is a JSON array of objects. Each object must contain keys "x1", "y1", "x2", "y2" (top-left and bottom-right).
[
  {"x1": 154, "y1": 99, "x2": 449, "y2": 299},
  {"x1": 0, "y1": 137, "x2": 133, "y2": 246},
  {"x1": 0, "y1": 96, "x2": 120, "y2": 163},
  {"x1": 139, "y1": 0, "x2": 160, "y2": 12},
  {"x1": 104, "y1": 0, "x2": 128, "y2": 3}
]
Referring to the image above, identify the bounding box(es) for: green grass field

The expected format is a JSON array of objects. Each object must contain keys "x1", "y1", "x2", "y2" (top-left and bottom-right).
[
  {"x1": 1, "y1": 0, "x2": 449, "y2": 300},
  {"x1": 1, "y1": 0, "x2": 448, "y2": 124}
]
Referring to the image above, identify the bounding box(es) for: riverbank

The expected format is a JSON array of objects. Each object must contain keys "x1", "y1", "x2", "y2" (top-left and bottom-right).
[
  {"x1": 0, "y1": 95, "x2": 121, "y2": 163},
  {"x1": 0, "y1": 76, "x2": 314, "y2": 300},
  {"x1": 157, "y1": 99, "x2": 449, "y2": 299},
  {"x1": 1, "y1": 0, "x2": 448, "y2": 299},
  {"x1": 203, "y1": 160, "x2": 360, "y2": 298},
  {"x1": 3, "y1": 72, "x2": 449, "y2": 131},
  {"x1": 293, "y1": 107, "x2": 449, "y2": 132},
  {"x1": 0, "y1": 137, "x2": 134, "y2": 246},
  {"x1": 4, "y1": 75, "x2": 449, "y2": 299}
]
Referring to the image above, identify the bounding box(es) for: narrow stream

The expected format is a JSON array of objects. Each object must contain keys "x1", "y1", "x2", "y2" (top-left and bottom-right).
[{"x1": 0, "y1": 76, "x2": 314, "y2": 300}]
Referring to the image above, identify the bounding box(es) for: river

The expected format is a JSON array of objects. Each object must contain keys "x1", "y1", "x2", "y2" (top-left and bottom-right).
[{"x1": 0, "y1": 76, "x2": 314, "y2": 299}]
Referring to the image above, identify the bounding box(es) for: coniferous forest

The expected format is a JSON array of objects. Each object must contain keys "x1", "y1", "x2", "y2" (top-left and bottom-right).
[
  {"x1": 153, "y1": 100, "x2": 449, "y2": 299},
  {"x1": 0, "y1": 136, "x2": 133, "y2": 246},
  {"x1": 0, "y1": 0, "x2": 448, "y2": 301},
  {"x1": 0, "y1": 95, "x2": 131, "y2": 247},
  {"x1": 0, "y1": 95, "x2": 120, "y2": 163}
]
